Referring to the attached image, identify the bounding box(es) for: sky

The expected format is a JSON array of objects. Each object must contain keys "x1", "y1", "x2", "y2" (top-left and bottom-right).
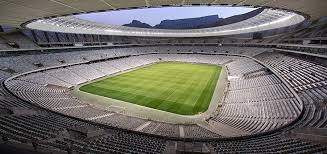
[{"x1": 76, "y1": 6, "x2": 256, "y2": 26}]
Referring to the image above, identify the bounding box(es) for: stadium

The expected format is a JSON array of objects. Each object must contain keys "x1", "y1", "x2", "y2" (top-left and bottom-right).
[{"x1": 0, "y1": 0, "x2": 326, "y2": 153}]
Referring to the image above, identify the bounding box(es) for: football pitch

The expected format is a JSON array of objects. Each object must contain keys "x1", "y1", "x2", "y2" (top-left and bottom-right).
[{"x1": 80, "y1": 62, "x2": 221, "y2": 115}]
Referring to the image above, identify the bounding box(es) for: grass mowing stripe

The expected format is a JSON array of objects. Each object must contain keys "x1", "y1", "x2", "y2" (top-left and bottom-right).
[
  {"x1": 193, "y1": 68, "x2": 220, "y2": 113},
  {"x1": 80, "y1": 62, "x2": 221, "y2": 115}
]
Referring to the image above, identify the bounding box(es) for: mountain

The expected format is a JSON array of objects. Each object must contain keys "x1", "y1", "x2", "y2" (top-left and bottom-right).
[
  {"x1": 122, "y1": 8, "x2": 265, "y2": 29},
  {"x1": 153, "y1": 15, "x2": 222, "y2": 29},
  {"x1": 123, "y1": 20, "x2": 152, "y2": 28}
]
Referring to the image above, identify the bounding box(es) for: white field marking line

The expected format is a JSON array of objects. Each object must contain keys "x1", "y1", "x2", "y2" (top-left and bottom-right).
[{"x1": 86, "y1": 113, "x2": 115, "y2": 120}]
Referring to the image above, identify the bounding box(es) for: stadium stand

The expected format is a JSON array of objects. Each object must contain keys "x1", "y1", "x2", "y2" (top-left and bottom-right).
[
  {"x1": 0, "y1": 31, "x2": 39, "y2": 49},
  {"x1": 254, "y1": 51, "x2": 327, "y2": 130},
  {"x1": 0, "y1": 37, "x2": 12, "y2": 50},
  {"x1": 210, "y1": 58, "x2": 301, "y2": 135},
  {"x1": 0, "y1": 45, "x2": 326, "y2": 153},
  {"x1": 0, "y1": 0, "x2": 327, "y2": 153}
]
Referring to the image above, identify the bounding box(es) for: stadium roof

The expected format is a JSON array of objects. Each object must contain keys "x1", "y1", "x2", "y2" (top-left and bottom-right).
[
  {"x1": 0, "y1": 0, "x2": 325, "y2": 37},
  {"x1": 0, "y1": 0, "x2": 326, "y2": 28},
  {"x1": 26, "y1": 9, "x2": 305, "y2": 37}
]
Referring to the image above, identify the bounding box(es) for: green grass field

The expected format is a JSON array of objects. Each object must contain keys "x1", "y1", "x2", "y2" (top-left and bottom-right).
[{"x1": 80, "y1": 62, "x2": 221, "y2": 115}]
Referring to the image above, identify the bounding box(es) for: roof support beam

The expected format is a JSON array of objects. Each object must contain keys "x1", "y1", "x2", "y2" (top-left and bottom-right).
[
  {"x1": 99, "y1": 0, "x2": 116, "y2": 10},
  {"x1": 145, "y1": 0, "x2": 149, "y2": 7},
  {"x1": 49, "y1": 0, "x2": 86, "y2": 13}
]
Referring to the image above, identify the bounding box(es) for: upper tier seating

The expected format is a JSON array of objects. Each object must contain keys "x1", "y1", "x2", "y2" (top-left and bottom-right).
[
  {"x1": 254, "y1": 51, "x2": 327, "y2": 129},
  {"x1": 0, "y1": 32, "x2": 39, "y2": 49},
  {"x1": 0, "y1": 37, "x2": 11, "y2": 50},
  {"x1": 210, "y1": 58, "x2": 301, "y2": 135}
]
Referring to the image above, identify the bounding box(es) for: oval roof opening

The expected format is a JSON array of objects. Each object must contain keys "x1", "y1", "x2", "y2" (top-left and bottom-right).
[{"x1": 75, "y1": 6, "x2": 258, "y2": 30}]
